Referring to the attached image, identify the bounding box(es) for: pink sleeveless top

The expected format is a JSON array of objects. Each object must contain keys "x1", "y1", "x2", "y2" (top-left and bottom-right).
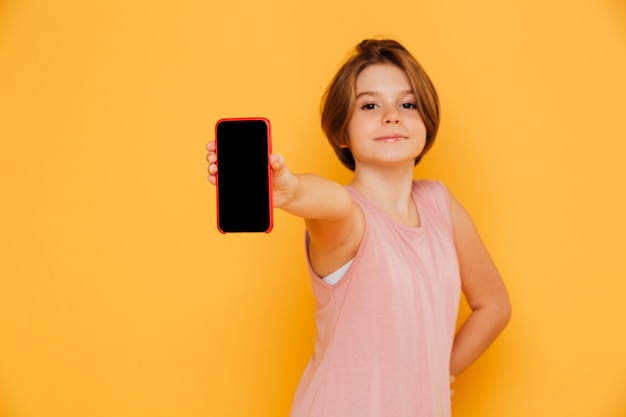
[{"x1": 290, "y1": 180, "x2": 461, "y2": 417}]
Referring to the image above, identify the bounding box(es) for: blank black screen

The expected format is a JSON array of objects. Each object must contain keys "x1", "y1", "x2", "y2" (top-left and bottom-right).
[{"x1": 216, "y1": 119, "x2": 271, "y2": 233}]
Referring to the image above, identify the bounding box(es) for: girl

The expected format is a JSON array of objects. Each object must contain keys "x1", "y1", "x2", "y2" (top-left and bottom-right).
[{"x1": 207, "y1": 39, "x2": 510, "y2": 417}]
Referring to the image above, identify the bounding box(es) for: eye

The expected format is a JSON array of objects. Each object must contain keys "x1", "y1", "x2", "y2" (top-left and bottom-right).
[
  {"x1": 401, "y1": 102, "x2": 418, "y2": 109},
  {"x1": 361, "y1": 102, "x2": 378, "y2": 110}
]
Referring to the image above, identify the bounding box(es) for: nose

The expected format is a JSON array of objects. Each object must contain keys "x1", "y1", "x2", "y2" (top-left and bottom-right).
[{"x1": 384, "y1": 108, "x2": 401, "y2": 124}]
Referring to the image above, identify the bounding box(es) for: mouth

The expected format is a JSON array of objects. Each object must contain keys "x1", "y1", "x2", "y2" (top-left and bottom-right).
[{"x1": 375, "y1": 134, "x2": 407, "y2": 143}]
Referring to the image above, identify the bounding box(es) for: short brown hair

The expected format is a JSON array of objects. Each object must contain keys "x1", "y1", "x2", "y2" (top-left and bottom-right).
[{"x1": 321, "y1": 39, "x2": 440, "y2": 171}]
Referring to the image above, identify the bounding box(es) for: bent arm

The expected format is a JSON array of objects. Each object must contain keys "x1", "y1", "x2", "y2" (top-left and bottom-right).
[{"x1": 449, "y1": 192, "x2": 511, "y2": 377}]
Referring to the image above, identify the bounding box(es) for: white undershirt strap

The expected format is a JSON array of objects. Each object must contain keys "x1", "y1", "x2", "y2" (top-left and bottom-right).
[{"x1": 322, "y1": 259, "x2": 354, "y2": 285}]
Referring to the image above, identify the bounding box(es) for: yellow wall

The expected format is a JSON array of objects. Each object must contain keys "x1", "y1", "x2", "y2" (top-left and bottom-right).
[{"x1": 1, "y1": 0, "x2": 625, "y2": 416}]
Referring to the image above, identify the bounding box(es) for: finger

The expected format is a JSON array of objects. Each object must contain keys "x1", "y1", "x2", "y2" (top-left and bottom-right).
[
  {"x1": 207, "y1": 174, "x2": 216, "y2": 185},
  {"x1": 269, "y1": 153, "x2": 285, "y2": 170},
  {"x1": 206, "y1": 141, "x2": 215, "y2": 152},
  {"x1": 207, "y1": 152, "x2": 216, "y2": 164},
  {"x1": 208, "y1": 162, "x2": 217, "y2": 175}
]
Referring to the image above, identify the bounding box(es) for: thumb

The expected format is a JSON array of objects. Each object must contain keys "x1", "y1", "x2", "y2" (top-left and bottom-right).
[
  {"x1": 269, "y1": 153, "x2": 295, "y2": 195},
  {"x1": 270, "y1": 153, "x2": 285, "y2": 172}
]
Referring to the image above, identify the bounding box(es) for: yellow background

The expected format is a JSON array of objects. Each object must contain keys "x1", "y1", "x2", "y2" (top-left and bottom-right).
[{"x1": 1, "y1": 0, "x2": 625, "y2": 416}]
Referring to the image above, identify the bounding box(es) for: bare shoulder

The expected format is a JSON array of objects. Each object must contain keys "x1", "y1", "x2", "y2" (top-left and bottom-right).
[
  {"x1": 447, "y1": 191, "x2": 476, "y2": 239},
  {"x1": 445, "y1": 189, "x2": 492, "y2": 252}
]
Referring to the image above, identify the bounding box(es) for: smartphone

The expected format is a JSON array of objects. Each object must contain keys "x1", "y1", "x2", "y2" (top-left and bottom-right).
[{"x1": 214, "y1": 117, "x2": 273, "y2": 233}]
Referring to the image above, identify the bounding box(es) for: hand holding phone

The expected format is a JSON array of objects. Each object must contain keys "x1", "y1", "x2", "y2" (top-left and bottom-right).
[{"x1": 213, "y1": 118, "x2": 273, "y2": 233}]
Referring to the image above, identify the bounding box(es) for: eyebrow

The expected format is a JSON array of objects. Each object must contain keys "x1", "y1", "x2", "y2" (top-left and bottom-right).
[{"x1": 355, "y1": 89, "x2": 415, "y2": 99}]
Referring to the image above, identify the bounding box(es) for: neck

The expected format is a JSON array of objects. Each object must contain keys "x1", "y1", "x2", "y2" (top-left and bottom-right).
[{"x1": 349, "y1": 164, "x2": 419, "y2": 226}]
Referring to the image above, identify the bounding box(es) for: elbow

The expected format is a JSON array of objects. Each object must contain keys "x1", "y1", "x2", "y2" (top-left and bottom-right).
[
  {"x1": 491, "y1": 283, "x2": 512, "y2": 331},
  {"x1": 499, "y1": 294, "x2": 512, "y2": 330},
  {"x1": 482, "y1": 292, "x2": 512, "y2": 332}
]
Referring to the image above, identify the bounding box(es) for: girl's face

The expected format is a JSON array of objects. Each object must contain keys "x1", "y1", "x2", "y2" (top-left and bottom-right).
[{"x1": 346, "y1": 64, "x2": 427, "y2": 171}]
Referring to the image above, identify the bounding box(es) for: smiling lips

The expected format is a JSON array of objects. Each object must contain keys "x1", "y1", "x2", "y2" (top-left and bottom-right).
[{"x1": 375, "y1": 134, "x2": 407, "y2": 143}]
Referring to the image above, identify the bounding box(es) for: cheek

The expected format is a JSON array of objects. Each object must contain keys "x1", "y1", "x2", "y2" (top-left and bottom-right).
[
  {"x1": 413, "y1": 119, "x2": 427, "y2": 138},
  {"x1": 411, "y1": 121, "x2": 428, "y2": 151},
  {"x1": 345, "y1": 117, "x2": 361, "y2": 146}
]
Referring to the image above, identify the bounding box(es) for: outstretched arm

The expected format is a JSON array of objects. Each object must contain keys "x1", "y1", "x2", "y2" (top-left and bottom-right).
[
  {"x1": 206, "y1": 141, "x2": 363, "y2": 276},
  {"x1": 448, "y1": 192, "x2": 511, "y2": 377}
]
